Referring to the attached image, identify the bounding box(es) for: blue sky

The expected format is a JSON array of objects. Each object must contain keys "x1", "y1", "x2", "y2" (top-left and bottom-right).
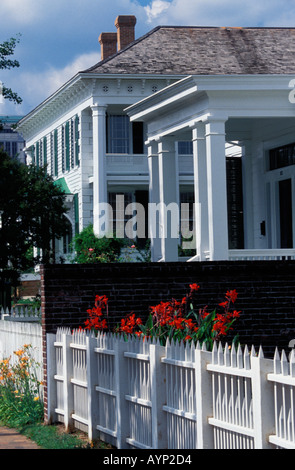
[{"x1": 1, "y1": 0, "x2": 295, "y2": 116}]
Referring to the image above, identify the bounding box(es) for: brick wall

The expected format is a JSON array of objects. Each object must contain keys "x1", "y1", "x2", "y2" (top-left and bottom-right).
[
  {"x1": 41, "y1": 261, "x2": 295, "y2": 354},
  {"x1": 40, "y1": 260, "x2": 295, "y2": 422}
]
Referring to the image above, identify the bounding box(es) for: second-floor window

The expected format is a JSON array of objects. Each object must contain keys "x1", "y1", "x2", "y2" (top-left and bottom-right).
[
  {"x1": 61, "y1": 115, "x2": 80, "y2": 173},
  {"x1": 107, "y1": 115, "x2": 144, "y2": 154}
]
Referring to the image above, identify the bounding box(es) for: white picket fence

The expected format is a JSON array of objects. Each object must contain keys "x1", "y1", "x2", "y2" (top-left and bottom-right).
[
  {"x1": 46, "y1": 328, "x2": 295, "y2": 449},
  {"x1": 0, "y1": 307, "x2": 43, "y2": 381}
]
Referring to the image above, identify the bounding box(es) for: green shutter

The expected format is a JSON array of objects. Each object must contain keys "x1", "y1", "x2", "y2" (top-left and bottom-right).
[
  {"x1": 74, "y1": 193, "x2": 79, "y2": 235},
  {"x1": 36, "y1": 142, "x2": 39, "y2": 168},
  {"x1": 31, "y1": 145, "x2": 35, "y2": 164},
  {"x1": 54, "y1": 129, "x2": 58, "y2": 176},
  {"x1": 43, "y1": 136, "x2": 47, "y2": 166},
  {"x1": 65, "y1": 121, "x2": 70, "y2": 171}
]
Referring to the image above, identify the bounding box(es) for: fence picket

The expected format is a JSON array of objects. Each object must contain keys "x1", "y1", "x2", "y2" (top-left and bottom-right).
[{"x1": 46, "y1": 329, "x2": 295, "y2": 449}]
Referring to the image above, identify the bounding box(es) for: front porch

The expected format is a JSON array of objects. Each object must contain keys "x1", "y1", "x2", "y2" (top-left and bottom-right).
[{"x1": 127, "y1": 75, "x2": 295, "y2": 262}]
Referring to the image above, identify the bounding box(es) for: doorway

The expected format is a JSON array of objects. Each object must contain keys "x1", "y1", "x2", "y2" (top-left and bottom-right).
[{"x1": 279, "y1": 178, "x2": 293, "y2": 248}]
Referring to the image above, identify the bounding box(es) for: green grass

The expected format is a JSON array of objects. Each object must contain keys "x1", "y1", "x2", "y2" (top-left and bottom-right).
[{"x1": 0, "y1": 420, "x2": 114, "y2": 449}]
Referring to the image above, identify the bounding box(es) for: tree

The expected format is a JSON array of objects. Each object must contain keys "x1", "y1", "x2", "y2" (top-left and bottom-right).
[
  {"x1": 0, "y1": 34, "x2": 22, "y2": 104},
  {"x1": 0, "y1": 149, "x2": 69, "y2": 273}
]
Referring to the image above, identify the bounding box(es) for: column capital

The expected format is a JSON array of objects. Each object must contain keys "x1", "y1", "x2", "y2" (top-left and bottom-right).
[
  {"x1": 157, "y1": 135, "x2": 176, "y2": 154},
  {"x1": 146, "y1": 139, "x2": 158, "y2": 157},
  {"x1": 205, "y1": 118, "x2": 227, "y2": 138},
  {"x1": 91, "y1": 103, "x2": 107, "y2": 116},
  {"x1": 191, "y1": 121, "x2": 206, "y2": 141}
]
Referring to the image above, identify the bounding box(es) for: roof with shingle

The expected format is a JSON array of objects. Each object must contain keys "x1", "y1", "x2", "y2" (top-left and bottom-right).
[{"x1": 83, "y1": 26, "x2": 295, "y2": 75}]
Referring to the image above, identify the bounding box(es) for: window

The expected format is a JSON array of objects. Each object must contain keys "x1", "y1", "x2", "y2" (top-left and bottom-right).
[
  {"x1": 180, "y1": 191, "x2": 194, "y2": 237},
  {"x1": 70, "y1": 115, "x2": 79, "y2": 168},
  {"x1": 61, "y1": 123, "x2": 70, "y2": 172},
  {"x1": 62, "y1": 218, "x2": 73, "y2": 254},
  {"x1": 132, "y1": 122, "x2": 144, "y2": 154},
  {"x1": 11, "y1": 142, "x2": 17, "y2": 157},
  {"x1": 75, "y1": 116, "x2": 80, "y2": 166},
  {"x1": 178, "y1": 141, "x2": 193, "y2": 155},
  {"x1": 107, "y1": 115, "x2": 129, "y2": 154},
  {"x1": 74, "y1": 193, "x2": 79, "y2": 235},
  {"x1": 108, "y1": 192, "x2": 133, "y2": 238},
  {"x1": 61, "y1": 117, "x2": 79, "y2": 172},
  {"x1": 107, "y1": 115, "x2": 144, "y2": 154},
  {"x1": 36, "y1": 141, "x2": 40, "y2": 167},
  {"x1": 269, "y1": 142, "x2": 295, "y2": 171},
  {"x1": 31, "y1": 145, "x2": 35, "y2": 164},
  {"x1": 50, "y1": 130, "x2": 58, "y2": 177},
  {"x1": 43, "y1": 136, "x2": 47, "y2": 166},
  {"x1": 65, "y1": 122, "x2": 70, "y2": 171},
  {"x1": 5, "y1": 141, "x2": 10, "y2": 155}
]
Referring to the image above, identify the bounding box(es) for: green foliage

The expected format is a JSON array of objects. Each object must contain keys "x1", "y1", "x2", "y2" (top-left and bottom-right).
[
  {"x1": 0, "y1": 34, "x2": 22, "y2": 104},
  {"x1": 0, "y1": 149, "x2": 69, "y2": 271},
  {"x1": 72, "y1": 224, "x2": 125, "y2": 263}
]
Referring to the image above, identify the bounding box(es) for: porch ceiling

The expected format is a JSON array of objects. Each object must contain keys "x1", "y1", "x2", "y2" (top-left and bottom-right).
[{"x1": 225, "y1": 116, "x2": 295, "y2": 142}]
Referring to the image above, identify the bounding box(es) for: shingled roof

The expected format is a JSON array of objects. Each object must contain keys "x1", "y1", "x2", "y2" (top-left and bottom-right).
[{"x1": 84, "y1": 26, "x2": 295, "y2": 75}]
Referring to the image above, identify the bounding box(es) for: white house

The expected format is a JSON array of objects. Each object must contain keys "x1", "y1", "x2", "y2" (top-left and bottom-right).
[
  {"x1": 127, "y1": 74, "x2": 295, "y2": 262},
  {"x1": 17, "y1": 17, "x2": 295, "y2": 262}
]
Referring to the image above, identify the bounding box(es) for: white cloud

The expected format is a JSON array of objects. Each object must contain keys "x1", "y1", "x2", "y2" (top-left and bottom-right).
[
  {"x1": 143, "y1": 0, "x2": 295, "y2": 27},
  {"x1": 0, "y1": 51, "x2": 99, "y2": 114},
  {"x1": 24, "y1": 51, "x2": 99, "y2": 102},
  {"x1": 0, "y1": 0, "x2": 43, "y2": 25},
  {"x1": 145, "y1": 1, "x2": 171, "y2": 23}
]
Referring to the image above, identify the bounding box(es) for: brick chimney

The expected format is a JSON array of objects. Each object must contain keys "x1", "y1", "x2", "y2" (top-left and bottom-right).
[
  {"x1": 115, "y1": 15, "x2": 136, "y2": 51},
  {"x1": 99, "y1": 32, "x2": 117, "y2": 60}
]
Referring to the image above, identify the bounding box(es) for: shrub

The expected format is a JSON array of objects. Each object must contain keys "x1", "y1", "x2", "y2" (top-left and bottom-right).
[{"x1": 71, "y1": 224, "x2": 125, "y2": 263}]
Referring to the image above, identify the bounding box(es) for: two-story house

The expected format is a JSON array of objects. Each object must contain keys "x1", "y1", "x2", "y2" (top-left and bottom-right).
[{"x1": 17, "y1": 16, "x2": 295, "y2": 263}]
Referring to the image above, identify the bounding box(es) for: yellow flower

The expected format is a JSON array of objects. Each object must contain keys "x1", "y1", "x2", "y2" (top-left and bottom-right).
[
  {"x1": 33, "y1": 396, "x2": 39, "y2": 401},
  {"x1": 14, "y1": 349, "x2": 24, "y2": 357}
]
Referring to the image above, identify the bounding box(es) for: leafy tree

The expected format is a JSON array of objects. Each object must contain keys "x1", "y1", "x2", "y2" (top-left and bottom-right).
[
  {"x1": 0, "y1": 149, "x2": 69, "y2": 273},
  {"x1": 0, "y1": 34, "x2": 22, "y2": 104}
]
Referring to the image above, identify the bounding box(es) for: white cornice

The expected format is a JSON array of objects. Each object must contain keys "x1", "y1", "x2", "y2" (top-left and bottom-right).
[
  {"x1": 127, "y1": 74, "x2": 295, "y2": 123},
  {"x1": 17, "y1": 72, "x2": 184, "y2": 139}
]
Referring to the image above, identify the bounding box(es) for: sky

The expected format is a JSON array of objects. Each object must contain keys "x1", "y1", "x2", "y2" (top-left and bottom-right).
[{"x1": 1, "y1": 0, "x2": 295, "y2": 117}]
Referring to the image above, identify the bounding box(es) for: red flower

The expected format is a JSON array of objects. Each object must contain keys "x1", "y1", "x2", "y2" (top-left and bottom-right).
[
  {"x1": 226, "y1": 289, "x2": 238, "y2": 303},
  {"x1": 189, "y1": 283, "x2": 200, "y2": 292}
]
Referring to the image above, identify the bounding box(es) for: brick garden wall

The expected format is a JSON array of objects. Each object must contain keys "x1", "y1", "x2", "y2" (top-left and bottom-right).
[
  {"x1": 41, "y1": 261, "x2": 295, "y2": 355},
  {"x1": 40, "y1": 260, "x2": 295, "y2": 422}
]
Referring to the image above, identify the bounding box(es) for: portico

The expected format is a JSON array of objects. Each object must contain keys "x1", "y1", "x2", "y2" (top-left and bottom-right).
[{"x1": 127, "y1": 75, "x2": 295, "y2": 262}]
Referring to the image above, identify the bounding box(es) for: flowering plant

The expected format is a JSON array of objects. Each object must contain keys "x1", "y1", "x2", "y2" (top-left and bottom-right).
[
  {"x1": 81, "y1": 284, "x2": 240, "y2": 351},
  {"x1": 0, "y1": 344, "x2": 43, "y2": 426}
]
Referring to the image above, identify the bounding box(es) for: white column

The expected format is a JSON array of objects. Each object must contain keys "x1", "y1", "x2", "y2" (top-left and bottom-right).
[
  {"x1": 158, "y1": 136, "x2": 179, "y2": 262},
  {"x1": 192, "y1": 122, "x2": 209, "y2": 260},
  {"x1": 205, "y1": 119, "x2": 229, "y2": 260},
  {"x1": 148, "y1": 141, "x2": 162, "y2": 261},
  {"x1": 91, "y1": 104, "x2": 108, "y2": 237}
]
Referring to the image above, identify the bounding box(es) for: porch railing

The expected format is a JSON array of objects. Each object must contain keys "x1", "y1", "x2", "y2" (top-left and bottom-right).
[{"x1": 228, "y1": 249, "x2": 295, "y2": 261}]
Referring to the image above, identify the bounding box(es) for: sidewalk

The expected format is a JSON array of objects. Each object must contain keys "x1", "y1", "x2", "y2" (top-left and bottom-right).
[{"x1": 0, "y1": 426, "x2": 41, "y2": 449}]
